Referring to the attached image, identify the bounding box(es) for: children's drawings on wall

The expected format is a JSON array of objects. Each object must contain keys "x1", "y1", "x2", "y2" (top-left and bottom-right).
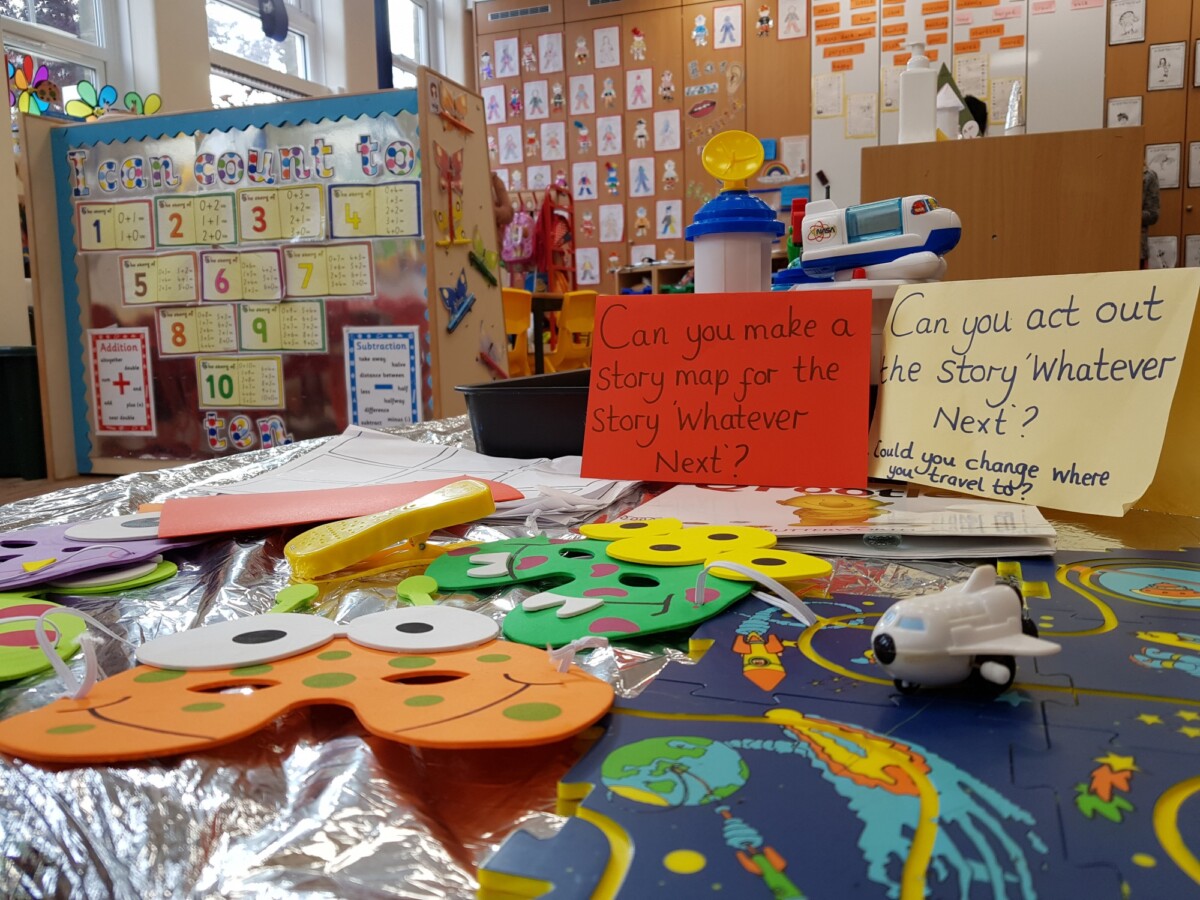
[
  {"x1": 497, "y1": 125, "x2": 522, "y2": 165},
  {"x1": 1148, "y1": 42, "x2": 1186, "y2": 91},
  {"x1": 630, "y1": 242, "x2": 656, "y2": 263},
  {"x1": 541, "y1": 121, "x2": 566, "y2": 161},
  {"x1": 599, "y1": 203, "x2": 624, "y2": 243},
  {"x1": 483, "y1": 85, "x2": 505, "y2": 125},
  {"x1": 573, "y1": 161, "x2": 598, "y2": 200},
  {"x1": 570, "y1": 74, "x2": 595, "y2": 115},
  {"x1": 1186, "y1": 235, "x2": 1200, "y2": 268},
  {"x1": 594, "y1": 26, "x2": 620, "y2": 69},
  {"x1": 714, "y1": 5, "x2": 743, "y2": 48},
  {"x1": 1109, "y1": 0, "x2": 1145, "y2": 46},
  {"x1": 527, "y1": 164, "x2": 551, "y2": 190},
  {"x1": 655, "y1": 200, "x2": 680, "y2": 239},
  {"x1": 629, "y1": 157, "x2": 655, "y2": 197},
  {"x1": 1147, "y1": 236, "x2": 1178, "y2": 269},
  {"x1": 626, "y1": 69, "x2": 652, "y2": 110},
  {"x1": 1189, "y1": 142, "x2": 1200, "y2": 189},
  {"x1": 576, "y1": 247, "x2": 600, "y2": 285},
  {"x1": 597, "y1": 115, "x2": 623, "y2": 156},
  {"x1": 778, "y1": 0, "x2": 806, "y2": 40},
  {"x1": 812, "y1": 72, "x2": 843, "y2": 118},
  {"x1": 954, "y1": 55, "x2": 988, "y2": 101},
  {"x1": 631, "y1": 117, "x2": 650, "y2": 151},
  {"x1": 1146, "y1": 143, "x2": 1181, "y2": 190},
  {"x1": 1106, "y1": 96, "x2": 1141, "y2": 128},
  {"x1": 495, "y1": 38, "x2": 519, "y2": 78},
  {"x1": 524, "y1": 80, "x2": 548, "y2": 120},
  {"x1": 846, "y1": 93, "x2": 877, "y2": 139},
  {"x1": 692, "y1": 14, "x2": 709, "y2": 47},
  {"x1": 600, "y1": 76, "x2": 617, "y2": 109},
  {"x1": 653, "y1": 109, "x2": 680, "y2": 151},
  {"x1": 539, "y1": 32, "x2": 563, "y2": 74}
]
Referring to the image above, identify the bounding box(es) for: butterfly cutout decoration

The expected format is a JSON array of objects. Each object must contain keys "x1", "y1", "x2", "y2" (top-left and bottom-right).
[
  {"x1": 433, "y1": 142, "x2": 464, "y2": 195},
  {"x1": 468, "y1": 227, "x2": 500, "y2": 286},
  {"x1": 66, "y1": 80, "x2": 118, "y2": 121},
  {"x1": 123, "y1": 91, "x2": 162, "y2": 116},
  {"x1": 438, "y1": 83, "x2": 472, "y2": 133},
  {"x1": 432, "y1": 143, "x2": 469, "y2": 247},
  {"x1": 8, "y1": 55, "x2": 59, "y2": 115},
  {"x1": 439, "y1": 268, "x2": 476, "y2": 333}
]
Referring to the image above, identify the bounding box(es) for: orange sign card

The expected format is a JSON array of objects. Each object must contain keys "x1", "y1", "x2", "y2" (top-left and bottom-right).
[
  {"x1": 825, "y1": 42, "x2": 866, "y2": 57},
  {"x1": 832, "y1": 58, "x2": 856, "y2": 70},
  {"x1": 581, "y1": 292, "x2": 872, "y2": 486},
  {"x1": 1000, "y1": 34, "x2": 1025, "y2": 49}
]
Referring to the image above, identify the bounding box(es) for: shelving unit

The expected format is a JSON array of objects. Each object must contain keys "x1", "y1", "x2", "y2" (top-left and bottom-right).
[{"x1": 612, "y1": 261, "x2": 692, "y2": 295}]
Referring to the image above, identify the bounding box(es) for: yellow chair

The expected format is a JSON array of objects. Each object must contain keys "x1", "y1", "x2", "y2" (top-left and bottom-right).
[
  {"x1": 545, "y1": 290, "x2": 596, "y2": 373},
  {"x1": 501, "y1": 288, "x2": 533, "y2": 377}
]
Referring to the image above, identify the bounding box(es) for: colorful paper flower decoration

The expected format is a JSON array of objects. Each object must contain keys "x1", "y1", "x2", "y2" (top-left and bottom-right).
[
  {"x1": 123, "y1": 90, "x2": 162, "y2": 116},
  {"x1": 66, "y1": 80, "x2": 119, "y2": 121},
  {"x1": 7, "y1": 55, "x2": 59, "y2": 115}
]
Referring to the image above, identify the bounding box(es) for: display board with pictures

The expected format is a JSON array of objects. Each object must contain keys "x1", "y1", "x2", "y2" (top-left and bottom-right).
[{"x1": 29, "y1": 81, "x2": 504, "y2": 474}]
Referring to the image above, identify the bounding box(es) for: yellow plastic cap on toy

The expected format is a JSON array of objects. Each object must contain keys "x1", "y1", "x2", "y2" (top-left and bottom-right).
[{"x1": 701, "y1": 130, "x2": 765, "y2": 192}]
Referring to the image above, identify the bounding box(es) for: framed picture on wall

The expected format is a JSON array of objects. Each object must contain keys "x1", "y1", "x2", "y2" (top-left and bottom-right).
[
  {"x1": 1190, "y1": 142, "x2": 1200, "y2": 189},
  {"x1": 1109, "y1": 0, "x2": 1145, "y2": 45},
  {"x1": 1146, "y1": 143, "x2": 1181, "y2": 190},
  {"x1": 1148, "y1": 42, "x2": 1186, "y2": 91},
  {"x1": 1106, "y1": 96, "x2": 1142, "y2": 128},
  {"x1": 1186, "y1": 235, "x2": 1200, "y2": 269},
  {"x1": 1147, "y1": 236, "x2": 1178, "y2": 269},
  {"x1": 1195, "y1": 41, "x2": 1200, "y2": 88}
]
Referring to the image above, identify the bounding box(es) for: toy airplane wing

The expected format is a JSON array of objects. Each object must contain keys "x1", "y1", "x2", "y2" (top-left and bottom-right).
[{"x1": 955, "y1": 634, "x2": 1061, "y2": 657}]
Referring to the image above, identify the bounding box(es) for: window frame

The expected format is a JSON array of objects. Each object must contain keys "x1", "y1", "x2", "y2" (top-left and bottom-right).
[
  {"x1": 386, "y1": 0, "x2": 441, "y2": 87},
  {"x1": 1, "y1": 0, "x2": 123, "y2": 91},
  {"x1": 206, "y1": 0, "x2": 331, "y2": 105}
]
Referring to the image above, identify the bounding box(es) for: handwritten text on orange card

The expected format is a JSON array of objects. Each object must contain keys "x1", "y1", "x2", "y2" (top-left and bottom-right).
[{"x1": 581, "y1": 292, "x2": 872, "y2": 485}]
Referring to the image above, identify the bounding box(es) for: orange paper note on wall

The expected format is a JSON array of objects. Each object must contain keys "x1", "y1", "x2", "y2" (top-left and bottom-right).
[{"x1": 581, "y1": 292, "x2": 872, "y2": 486}]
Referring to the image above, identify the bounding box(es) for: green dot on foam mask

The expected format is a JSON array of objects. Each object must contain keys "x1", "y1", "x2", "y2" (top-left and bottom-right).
[
  {"x1": 404, "y1": 695, "x2": 444, "y2": 707},
  {"x1": 503, "y1": 702, "x2": 562, "y2": 722},
  {"x1": 302, "y1": 672, "x2": 356, "y2": 688},
  {"x1": 134, "y1": 668, "x2": 187, "y2": 683},
  {"x1": 389, "y1": 656, "x2": 436, "y2": 668}
]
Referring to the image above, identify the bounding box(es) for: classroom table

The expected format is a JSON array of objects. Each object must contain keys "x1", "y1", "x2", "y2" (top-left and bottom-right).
[
  {"x1": 531, "y1": 292, "x2": 563, "y2": 375},
  {"x1": 2, "y1": 419, "x2": 1199, "y2": 897}
]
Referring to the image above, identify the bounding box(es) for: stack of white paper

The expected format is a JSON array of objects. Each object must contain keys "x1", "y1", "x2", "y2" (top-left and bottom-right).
[{"x1": 212, "y1": 427, "x2": 639, "y2": 525}]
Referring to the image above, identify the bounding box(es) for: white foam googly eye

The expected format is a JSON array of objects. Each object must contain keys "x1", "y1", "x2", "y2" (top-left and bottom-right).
[
  {"x1": 346, "y1": 606, "x2": 499, "y2": 652},
  {"x1": 136, "y1": 613, "x2": 336, "y2": 670}
]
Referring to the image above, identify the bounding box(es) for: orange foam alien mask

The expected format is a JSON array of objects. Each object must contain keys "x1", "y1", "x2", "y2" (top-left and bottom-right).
[{"x1": 0, "y1": 607, "x2": 614, "y2": 764}]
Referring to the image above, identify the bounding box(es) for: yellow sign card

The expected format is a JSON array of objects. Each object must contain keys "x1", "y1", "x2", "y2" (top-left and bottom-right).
[{"x1": 868, "y1": 270, "x2": 1200, "y2": 516}]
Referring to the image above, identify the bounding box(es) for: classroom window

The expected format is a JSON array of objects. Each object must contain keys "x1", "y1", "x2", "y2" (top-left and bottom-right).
[
  {"x1": 0, "y1": 0, "x2": 118, "y2": 109},
  {"x1": 389, "y1": 0, "x2": 437, "y2": 84},
  {"x1": 207, "y1": 0, "x2": 326, "y2": 107}
]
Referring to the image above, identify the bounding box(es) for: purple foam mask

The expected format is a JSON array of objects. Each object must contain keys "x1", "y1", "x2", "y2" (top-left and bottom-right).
[{"x1": 0, "y1": 516, "x2": 196, "y2": 591}]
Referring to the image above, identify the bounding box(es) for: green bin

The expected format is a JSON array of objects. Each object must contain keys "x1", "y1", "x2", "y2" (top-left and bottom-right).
[{"x1": 0, "y1": 347, "x2": 46, "y2": 479}]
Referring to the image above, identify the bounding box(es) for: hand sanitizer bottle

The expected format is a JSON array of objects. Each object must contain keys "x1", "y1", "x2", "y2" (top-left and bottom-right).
[{"x1": 898, "y1": 43, "x2": 937, "y2": 144}]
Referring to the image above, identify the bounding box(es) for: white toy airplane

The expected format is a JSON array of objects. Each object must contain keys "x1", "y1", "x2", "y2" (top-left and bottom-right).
[{"x1": 870, "y1": 565, "x2": 1060, "y2": 693}]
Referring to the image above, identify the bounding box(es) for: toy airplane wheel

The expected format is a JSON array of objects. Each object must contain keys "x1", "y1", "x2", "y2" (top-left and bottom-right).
[
  {"x1": 894, "y1": 679, "x2": 919, "y2": 695},
  {"x1": 976, "y1": 654, "x2": 1016, "y2": 691},
  {"x1": 1021, "y1": 616, "x2": 1039, "y2": 638}
]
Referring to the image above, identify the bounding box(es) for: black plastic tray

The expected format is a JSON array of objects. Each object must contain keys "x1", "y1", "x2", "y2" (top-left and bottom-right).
[{"x1": 457, "y1": 369, "x2": 590, "y2": 458}]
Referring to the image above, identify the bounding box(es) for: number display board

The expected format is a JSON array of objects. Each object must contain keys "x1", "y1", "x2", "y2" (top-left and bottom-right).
[{"x1": 45, "y1": 92, "x2": 435, "y2": 470}]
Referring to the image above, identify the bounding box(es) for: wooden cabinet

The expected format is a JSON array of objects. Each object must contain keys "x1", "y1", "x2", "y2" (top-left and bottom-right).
[
  {"x1": 1105, "y1": 0, "x2": 1199, "y2": 267},
  {"x1": 613, "y1": 260, "x2": 694, "y2": 293}
]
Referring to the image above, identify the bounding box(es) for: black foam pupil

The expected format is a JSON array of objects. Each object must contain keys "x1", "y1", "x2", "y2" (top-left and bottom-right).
[
  {"x1": 396, "y1": 622, "x2": 435, "y2": 634},
  {"x1": 650, "y1": 543, "x2": 679, "y2": 551},
  {"x1": 753, "y1": 557, "x2": 784, "y2": 566},
  {"x1": 709, "y1": 533, "x2": 738, "y2": 541},
  {"x1": 233, "y1": 629, "x2": 287, "y2": 644},
  {"x1": 622, "y1": 522, "x2": 647, "y2": 528}
]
